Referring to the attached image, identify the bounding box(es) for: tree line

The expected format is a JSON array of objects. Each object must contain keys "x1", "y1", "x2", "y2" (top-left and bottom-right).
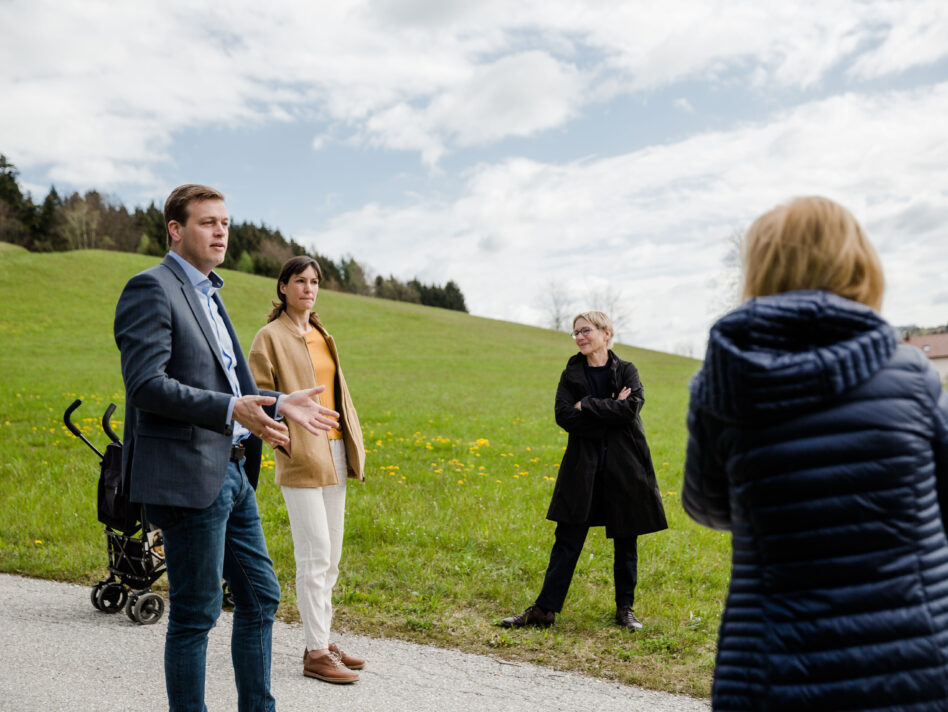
[
  {"x1": 0, "y1": 154, "x2": 467, "y2": 312},
  {"x1": 900, "y1": 324, "x2": 948, "y2": 338}
]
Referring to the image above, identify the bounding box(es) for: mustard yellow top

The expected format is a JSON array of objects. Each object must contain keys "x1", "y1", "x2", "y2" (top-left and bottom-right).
[
  {"x1": 248, "y1": 311, "x2": 365, "y2": 487},
  {"x1": 304, "y1": 328, "x2": 342, "y2": 440}
]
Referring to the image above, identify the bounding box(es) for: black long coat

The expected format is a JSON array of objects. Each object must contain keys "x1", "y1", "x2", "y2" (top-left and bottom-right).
[{"x1": 547, "y1": 351, "x2": 668, "y2": 538}]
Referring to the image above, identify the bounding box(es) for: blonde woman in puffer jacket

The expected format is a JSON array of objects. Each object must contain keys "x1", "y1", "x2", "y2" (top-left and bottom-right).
[{"x1": 684, "y1": 197, "x2": 948, "y2": 711}]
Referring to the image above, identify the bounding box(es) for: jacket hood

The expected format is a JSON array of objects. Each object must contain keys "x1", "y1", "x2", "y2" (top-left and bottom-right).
[{"x1": 691, "y1": 290, "x2": 898, "y2": 422}]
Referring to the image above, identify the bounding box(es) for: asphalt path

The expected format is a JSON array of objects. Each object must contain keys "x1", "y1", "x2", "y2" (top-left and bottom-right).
[{"x1": 0, "y1": 574, "x2": 709, "y2": 711}]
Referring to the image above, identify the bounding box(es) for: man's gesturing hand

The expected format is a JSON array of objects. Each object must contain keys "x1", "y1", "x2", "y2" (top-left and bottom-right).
[
  {"x1": 279, "y1": 386, "x2": 340, "y2": 436},
  {"x1": 233, "y1": 395, "x2": 289, "y2": 449}
]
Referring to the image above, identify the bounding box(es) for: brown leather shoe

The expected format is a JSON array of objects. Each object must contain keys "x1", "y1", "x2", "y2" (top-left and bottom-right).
[
  {"x1": 303, "y1": 649, "x2": 359, "y2": 683},
  {"x1": 329, "y1": 642, "x2": 365, "y2": 670},
  {"x1": 500, "y1": 605, "x2": 555, "y2": 628}
]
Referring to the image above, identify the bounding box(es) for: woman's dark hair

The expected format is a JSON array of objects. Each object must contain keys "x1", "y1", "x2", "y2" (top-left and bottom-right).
[{"x1": 266, "y1": 256, "x2": 324, "y2": 325}]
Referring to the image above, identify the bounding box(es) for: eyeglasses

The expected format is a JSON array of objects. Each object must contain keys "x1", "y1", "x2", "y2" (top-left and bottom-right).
[{"x1": 571, "y1": 327, "x2": 596, "y2": 339}]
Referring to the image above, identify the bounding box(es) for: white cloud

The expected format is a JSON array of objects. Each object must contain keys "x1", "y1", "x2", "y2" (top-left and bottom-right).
[
  {"x1": 674, "y1": 98, "x2": 695, "y2": 113},
  {"x1": 3, "y1": 0, "x2": 946, "y2": 352},
  {"x1": 848, "y1": 1, "x2": 948, "y2": 79},
  {"x1": 4, "y1": 0, "x2": 945, "y2": 187},
  {"x1": 300, "y1": 82, "x2": 948, "y2": 353},
  {"x1": 363, "y1": 51, "x2": 583, "y2": 164},
  {"x1": 311, "y1": 134, "x2": 330, "y2": 151}
]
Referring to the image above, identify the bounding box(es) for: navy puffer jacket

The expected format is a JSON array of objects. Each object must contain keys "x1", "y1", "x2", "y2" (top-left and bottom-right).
[{"x1": 684, "y1": 290, "x2": 948, "y2": 711}]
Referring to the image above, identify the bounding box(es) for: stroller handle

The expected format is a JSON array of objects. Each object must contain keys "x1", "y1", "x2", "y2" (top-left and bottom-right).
[
  {"x1": 102, "y1": 403, "x2": 121, "y2": 444},
  {"x1": 64, "y1": 399, "x2": 104, "y2": 459}
]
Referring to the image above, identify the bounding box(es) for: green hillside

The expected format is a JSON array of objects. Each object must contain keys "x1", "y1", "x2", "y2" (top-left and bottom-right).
[
  {"x1": 0, "y1": 241, "x2": 28, "y2": 255},
  {"x1": 0, "y1": 248, "x2": 728, "y2": 697}
]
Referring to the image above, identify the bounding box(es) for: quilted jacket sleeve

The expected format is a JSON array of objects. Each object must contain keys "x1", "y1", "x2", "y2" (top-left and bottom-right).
[
  {"x1": 923, "y1": 362, "x2": 948, "y2": 530},
  {"x1": 682, "y1": 401, "x2": 732, "y2": 531}
]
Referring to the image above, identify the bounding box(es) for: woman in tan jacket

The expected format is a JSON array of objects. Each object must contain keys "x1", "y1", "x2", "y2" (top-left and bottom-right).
[{"x1": 249, "y1": 256, "x2": 366, "y2": 684}]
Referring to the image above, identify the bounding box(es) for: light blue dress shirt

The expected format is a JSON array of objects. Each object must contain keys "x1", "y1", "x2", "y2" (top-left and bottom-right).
[{"x1": 167, "y1": 250, "x2": 251, "y2": 444}]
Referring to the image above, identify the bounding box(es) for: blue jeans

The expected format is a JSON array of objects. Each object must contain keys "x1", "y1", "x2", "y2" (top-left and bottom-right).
[
  {"x1": 535, "y1": 522, "x2": 638, "y2": 613},
  {"x1": 146, "y1": 460, "x2": 281, "y2": 712}
]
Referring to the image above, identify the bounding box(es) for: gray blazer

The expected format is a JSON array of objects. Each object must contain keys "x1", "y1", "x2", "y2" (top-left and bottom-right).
[{"x1": 114, "y1": 254, "x2": 277, "y2": 509}]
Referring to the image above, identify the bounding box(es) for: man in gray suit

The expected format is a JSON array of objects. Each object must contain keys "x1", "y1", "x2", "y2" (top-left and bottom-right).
[{"x1": 114, "y1": 184, "x2": 338, "y2": 712}]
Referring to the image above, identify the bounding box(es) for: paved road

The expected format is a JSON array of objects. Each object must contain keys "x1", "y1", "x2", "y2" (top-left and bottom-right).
[{"x1": 0, "y1": 574, "x2": 709, "y2": 711}]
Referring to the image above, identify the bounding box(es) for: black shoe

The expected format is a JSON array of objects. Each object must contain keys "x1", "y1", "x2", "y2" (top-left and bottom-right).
[
  {"x1": 616, "y1": 605, "x2": 643, "y2": 631},
  {"x1": 501, "y1": 604, "x2": 555, "y2": 628}
]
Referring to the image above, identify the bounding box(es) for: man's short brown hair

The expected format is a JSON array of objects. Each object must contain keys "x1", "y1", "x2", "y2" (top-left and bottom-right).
[{"x1": 163, "y1": 184, "x2": 225, "y2": 248}]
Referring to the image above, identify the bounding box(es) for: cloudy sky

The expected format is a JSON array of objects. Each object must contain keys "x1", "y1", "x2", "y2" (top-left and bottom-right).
[{"x1": 4, "y1": 0, "x2": 947, "y2": 354}]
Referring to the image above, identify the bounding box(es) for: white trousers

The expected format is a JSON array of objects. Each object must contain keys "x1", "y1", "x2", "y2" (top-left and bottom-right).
[{"x1": 281, "y1": 439, "x2": 348, "y2": 651}]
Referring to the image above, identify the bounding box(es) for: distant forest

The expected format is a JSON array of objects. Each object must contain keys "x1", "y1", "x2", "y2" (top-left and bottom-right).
[{"x1": 0, "y1": 155, "x2": 467, "y2": 312}]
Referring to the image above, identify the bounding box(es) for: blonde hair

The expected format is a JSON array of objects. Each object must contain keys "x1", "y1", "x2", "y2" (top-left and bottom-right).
[
  {"x1": 741, "y1": 196, "x2": 884, "y2": 310},
  {"x1": 573, "y1": 311, "x2": 614, "y2": 347}
]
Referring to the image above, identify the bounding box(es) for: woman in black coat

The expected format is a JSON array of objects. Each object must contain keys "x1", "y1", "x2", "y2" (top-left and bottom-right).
[
  {"x1": 501, "y1": 311, "x2": 668, "y2": 631},
  {"x1": 684, "y1": 196, "x2": 948, "y2": 711}
]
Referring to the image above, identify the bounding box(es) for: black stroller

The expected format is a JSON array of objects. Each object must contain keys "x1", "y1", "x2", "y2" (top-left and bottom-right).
[{"x1": 64, "y1": 399, "x2": 166, "y2": 624}]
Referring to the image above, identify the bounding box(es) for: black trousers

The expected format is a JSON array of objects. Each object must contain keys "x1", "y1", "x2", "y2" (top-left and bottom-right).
[{"x1": 534, "y1": 521, "x2": 638, "y2": 613}]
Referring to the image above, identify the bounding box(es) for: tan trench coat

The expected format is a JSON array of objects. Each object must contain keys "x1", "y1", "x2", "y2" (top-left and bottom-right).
[{"x1": 248, "y1": 311, "x2": 365, "y2": 487}]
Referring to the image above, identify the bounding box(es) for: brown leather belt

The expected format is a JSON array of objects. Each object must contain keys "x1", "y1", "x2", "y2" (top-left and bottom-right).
[{"x1": 230, "y1": 444, "x2": 246, "y2": 462}]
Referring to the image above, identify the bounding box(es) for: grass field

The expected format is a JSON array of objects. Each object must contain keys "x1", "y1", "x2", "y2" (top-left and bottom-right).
[{"x1": 0, "y1": 248, "x2": 730, "y2": 697}]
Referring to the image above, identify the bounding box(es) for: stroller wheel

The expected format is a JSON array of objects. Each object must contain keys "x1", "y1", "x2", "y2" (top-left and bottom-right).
[
  {"x1": 133, "y1": 592, "x2": 164, "y2": 625},
  {"x1": 125, "y1": 594, "x2": 139, "y2": 622},
  {"x1": 96, "y1": 582, "x2": 127, "y2": 614},
  {"x1": 90, "y1": 582, "x2": 105, "y2": 611}
]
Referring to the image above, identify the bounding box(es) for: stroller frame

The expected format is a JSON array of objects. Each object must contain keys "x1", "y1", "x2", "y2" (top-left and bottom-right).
[{"x1": 64, "y1": 398, "x2": 166, "y2": 624}]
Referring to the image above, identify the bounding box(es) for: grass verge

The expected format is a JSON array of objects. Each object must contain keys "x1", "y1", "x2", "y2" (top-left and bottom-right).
[{"x1": 0, "y1": 249, "x2": 728, "y2": 697}]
